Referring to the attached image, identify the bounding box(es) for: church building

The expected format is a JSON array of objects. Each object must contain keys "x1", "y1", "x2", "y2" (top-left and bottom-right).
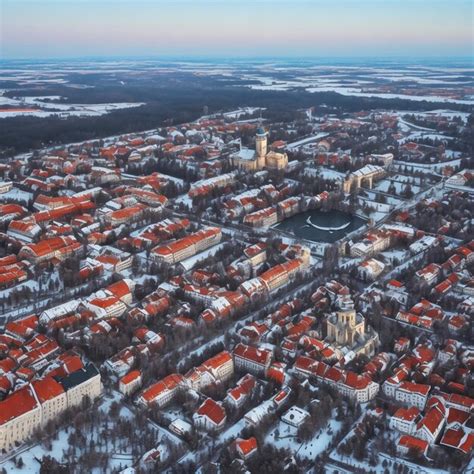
[
  {"x1": 232, "y1": 127, "x2": 288, "y2": 171},
  {"x1": 326, "y1": 295, "x2": 379, "y2": 361}
]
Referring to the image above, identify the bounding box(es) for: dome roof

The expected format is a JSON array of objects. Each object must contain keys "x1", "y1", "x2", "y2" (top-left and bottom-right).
[{"x1": 256, "y1": 127, "x2": 266, "y2": 136}]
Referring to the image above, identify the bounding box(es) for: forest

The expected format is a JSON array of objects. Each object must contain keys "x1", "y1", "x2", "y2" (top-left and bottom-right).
[{"x1": 1, "y1": 72, "x2": 472, "y2": 157}]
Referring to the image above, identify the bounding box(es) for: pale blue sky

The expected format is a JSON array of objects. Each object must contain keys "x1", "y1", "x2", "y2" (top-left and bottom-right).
[{"x1": 1, "y1": 0, "x2": 473, "y2": 59}]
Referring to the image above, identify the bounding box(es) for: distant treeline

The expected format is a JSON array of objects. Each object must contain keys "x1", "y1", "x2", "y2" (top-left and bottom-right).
[{"x1": 1, "y1": 82, "x2": 472, "y2": 156}]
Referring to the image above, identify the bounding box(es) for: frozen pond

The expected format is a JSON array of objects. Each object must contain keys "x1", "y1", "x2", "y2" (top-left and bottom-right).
[{"x1": 276, "y1": 209, "x2": 365, "y2": 243}]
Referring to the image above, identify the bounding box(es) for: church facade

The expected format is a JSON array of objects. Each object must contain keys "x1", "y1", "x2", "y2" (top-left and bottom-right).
[
  {"x1": 232, "y1": 128, "x2": 288, "y2": 171},
  {"x1": 326, "y1": 296, "x2": 379, "y2": 360}
]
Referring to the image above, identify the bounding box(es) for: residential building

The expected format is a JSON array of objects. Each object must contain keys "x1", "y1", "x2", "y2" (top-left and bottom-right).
[
  {"x1": 416, "y1": 405, "x2": 445, "y2": 444},
  {"x1": 243, "y1": 207, "x2": 278, "y2": 228},
  {"x1": 350, "y1": 230, "x2": 392, "y2": 257},
  {"x1": 0, "y1": 364, "x2": 101, "y2": 452},
  {"x1": 281, "y1": 406, "x2": 310, "y2": 427},
  {"x1": 394, "y1": 382, "x2": 431, "y2": 410},
  {"x1": 397, "y1": 435, "x2": 429, "y2": 457},
  {"x1": 137, "y1": 374, "x2": 185, "y2": 408},
  {"x1": 185, "y1": 351, "x2": 234, "y2": 391},
  {"x1": 193, "y1": 398, "x2": 226, "y2": 432},
  {"x1": 32, "y1": 377, "x2": 67, "y2": 425},
  {"x1": 0, "y1": 386, "x2": 42, "y2": 452},
  {"x1": 390, "y1": 407, "x2": 421, "y2": 435},
  {"x1": 234, "y1": 437, "x2": 258, "y2": 460},
  {"x1": 55, "y1": 363, "x2": 102, "y2": 409},
  {"x1": 119, "y1": 370, "x2": 142, "y2": 396},
  {"x1": 233, "y1": 343, "x2": 273, "y2": 376},
  {"x1": 225, "y1": 374, "x2": 257, "y2": 409},
  {"x1": 19, "y1": 236, "x2": 81, "y2": 264}
]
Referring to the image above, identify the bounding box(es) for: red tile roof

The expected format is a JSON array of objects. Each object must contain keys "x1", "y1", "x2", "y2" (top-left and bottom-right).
[
  {"x1": 0, "y1": 357, "x2": 16, "y2": 374},
  {"x1": 399, "y1": 381, "x2": 430, "y2": 396},
  {"x1": 441, "y1": 428, "x2": 474, "y2": 454},
  {"x1": 0, "y1": 385, "x2": 38, "y2": 426},
  {"x1": 233, "y1": 343, "x2": 272, "y2": 366},
  {"x1": 196, "y1": 398, "x2": 226, "y2": 425},
  {"x1": 141, "y1": 374, "x2": 184, "y2": 404},
  {"x1": 235, "y1": 437, "x2": 258, "y2": 457},
  {"x1": 417, "y1": 406, "x2": 445, "y2": 436},
  {"x1": 393, "y1": 406, "x2": 420, "y2": 422},
  {"x1": 22, "y1": 236, "x2": 79, "y2": 258},
  {"x1": 120, "y1": 369, "x2": 141, "y2": 386},
  {"x1": 106, "y1": 279, "x2": 133, "y2": 300},
  {"x1": 398, "y1": 435, "x2": 428, "y2": 453},
  {"x1": 32, "y1": 377, "x2": 65, "y2": 403},
  {"x1": 227, "y1": 374, "x2": 256, "y2": 402},
  {"x1": 447, "y1": 407, "x2": 470, "y2": 426},
  {"x1": 446, "y1": 393, "x2": 474, "y2": 411}
]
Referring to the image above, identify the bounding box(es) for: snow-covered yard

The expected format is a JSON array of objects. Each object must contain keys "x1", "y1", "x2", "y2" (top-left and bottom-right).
[
  {"x1": 0, "y1": 390, "x2": 170, "y2": 473},
  {"x1": 373, "y1": 179, "x2": 421, "y2": 195},
  {"x1": 265, "y1": 416, "x2": 342, "y2": 461},
  {"x1": 179, "y1": 242, "x2": 227, "y2": 271}
]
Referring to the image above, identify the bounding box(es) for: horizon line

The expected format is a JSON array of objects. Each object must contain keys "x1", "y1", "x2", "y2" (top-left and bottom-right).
[{"x1": 2, "y1": 54, "x2": 473, "y2": 62}]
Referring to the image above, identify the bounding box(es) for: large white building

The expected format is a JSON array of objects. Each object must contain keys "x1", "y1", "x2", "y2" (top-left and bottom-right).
[
  {"x1": 32, "y1": 378, "x2": 68, "y2": 425},
  {"x1": 193, "y1": 398, "x2": 227, "y2": 432},
  {"x1": 0, "y1": 364, "x2": 102, "y2": 452},
  {"x1": 56, "y1": 363, "x2": 102, "y2": 409},
  {"x1": 152, "y1": 227, "x2": 222, "y2": 264},
  {"x1": 184, "y1": 351, "x2": 234, "y2": 391},
  {"x1": 0, "y1": 386, "x2": 42, "y2": 453},
  {"x1": 343, "y1": 164, "x2": 386, "y2": 193},
  {"x1": 390, "y1": 407, "x2": 421, "y2": 435},
  {"x1": 350, "y1": 230, "x2": 392, "y2": 258},
  {"x1": 233, "y1": 343, "x2": 273, "y2": 376},
  {"x1": 393, "y1": 381, "x2": 431, "y2": 410}
]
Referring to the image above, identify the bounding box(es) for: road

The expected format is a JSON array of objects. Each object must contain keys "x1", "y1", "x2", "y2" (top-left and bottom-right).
[{"x1": 176, "y1": 269, "x2": 324, "y2": 373}]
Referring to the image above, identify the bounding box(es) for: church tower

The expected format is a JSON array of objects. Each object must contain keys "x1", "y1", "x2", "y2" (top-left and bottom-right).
[{"x1": 255, "y1": 127, "x2": 267, "y2": 169}]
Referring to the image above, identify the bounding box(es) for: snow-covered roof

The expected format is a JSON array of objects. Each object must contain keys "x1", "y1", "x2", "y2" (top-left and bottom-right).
[
  {"x1": 281, "y1": 406, "x2": 310, "y2": 425},
  {"x1": 233, "y1": 148, "x2": 255, "y2": 161},
  {"x1": 40, "y1": 300, "x2": 81, "y2": 323}
]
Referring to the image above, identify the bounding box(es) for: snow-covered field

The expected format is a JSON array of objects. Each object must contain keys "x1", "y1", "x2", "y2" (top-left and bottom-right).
[
  {"x1": 239, "y1": 64, "x2": 473, "y2": 104},
  {"x1": 0, "y1": 100, "x2": 145, "y2": 119},
  {"x1": 373, "y1": 179, "x2": 421, "y2": 195},
  {"x1": 0, "y1": 91, "x2": 144, "y2": 118},
  {"x1": 304, "y1": 167, "x2": 345, "y2": 181}
]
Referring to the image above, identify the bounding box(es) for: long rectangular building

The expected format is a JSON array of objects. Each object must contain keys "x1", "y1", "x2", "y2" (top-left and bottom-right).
[
  {"x1": 0, "y1": 363, "x2": 101, "y2": 452},
  {"x1": 152, "y1": 227, "x2": 221, "y2": 264}
]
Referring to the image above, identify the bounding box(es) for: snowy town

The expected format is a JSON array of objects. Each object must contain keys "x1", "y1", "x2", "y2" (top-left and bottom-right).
[{"x1": 0, "y1": 102, "x2": 472, "y2": 474}]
